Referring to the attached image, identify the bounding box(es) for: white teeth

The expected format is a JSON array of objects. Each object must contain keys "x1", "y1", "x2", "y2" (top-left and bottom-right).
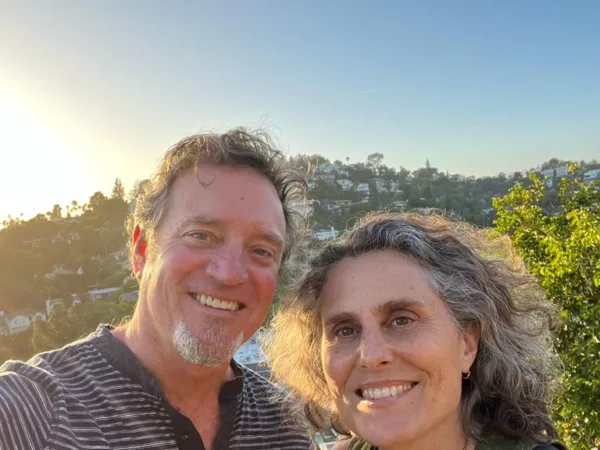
[
  {"x1": 361, "y1": 383, "x2": 414, "y2": 400},
  {"x1": 194, "y1": 294, "x2": 240, "y2": 311}
]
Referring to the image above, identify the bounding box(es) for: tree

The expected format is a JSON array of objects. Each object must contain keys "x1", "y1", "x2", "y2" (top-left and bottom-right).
[
  {"x1": 493, "y1": 167, "x2": 600, "y2": 449},
  {"x1": 50, "y1": 204, "x2": 62, "y2": 222},
  {"x1": 111, "y1": 178, "x2": 126, "y2": 201},
  {"x1": 366, "y1": 153, "x2": 384, "y2": 173},
  {"x1": 87, "y1": 191, "x2": 108, "y2": 213}
]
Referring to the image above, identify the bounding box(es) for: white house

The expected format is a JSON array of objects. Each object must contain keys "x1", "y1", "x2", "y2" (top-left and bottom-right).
[
  {"x1": 317, "y1": 163, "x2": 342, "y2": 174},
  {"x1": 88, "y1": 287, "x2": 120, "y2": 301},
  {"x1": 335, "y1": 179, "x2": 354, "y2": 191},
  {"x1": 555, "y1": 166, "x2": 569, "y2": 177},
  {"x1": 45, "y1": 298, "x2": 65, "y2": 316},
  {"x1": 43, "y1": 265, "x2": 73, "y2": 279},
  {"x1": 4, "y1": 309, "x2": 47, "y2": 335},
  {"x1": 312, "y1": 227, "x2": 339, "y2": 241},
  {"x1": 355, "y1": 183, "x2": 370, "y2": 194},
  {"x1": 541, "y1": 169, "x2": 555, "y2": 179},
  {"x1": 371, "y1": 178, "x2": 387, "y2": 192},
  {"x1": 584, "y1": 169, "x2": 600, "y2": 185},
  {"x1": 234, "y1": 331, "x2": 266, "y2": 366},
  {"x1": 391, "y1": 200, "x2": 409, "y2": 209}
]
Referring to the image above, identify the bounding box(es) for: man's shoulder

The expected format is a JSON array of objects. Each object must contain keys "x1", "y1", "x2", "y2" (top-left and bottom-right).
[
  {"x1": 0, "y1": 326, "x2": 111, "y2": 400},
  {"x1": 0, "y1": 359, "x2": 62, "y2": 449},
  {"x1": 236, "y1": 364, "x2": 314, "y2": 447}
]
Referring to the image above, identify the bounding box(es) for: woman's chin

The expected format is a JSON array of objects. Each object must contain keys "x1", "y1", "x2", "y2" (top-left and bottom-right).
[{"x1": 352, "y1": 421, "x2": 415, "y2": 449}]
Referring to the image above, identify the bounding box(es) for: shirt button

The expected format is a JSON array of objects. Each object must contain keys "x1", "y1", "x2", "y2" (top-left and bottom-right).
[{"x1": 181, "y1": 434, "x2": 188, "y2": 440}]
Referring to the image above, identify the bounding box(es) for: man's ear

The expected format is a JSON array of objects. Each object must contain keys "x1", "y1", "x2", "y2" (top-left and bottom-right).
[{"x1": 132, "y1": 225, "x2": 148, "y2": 281}]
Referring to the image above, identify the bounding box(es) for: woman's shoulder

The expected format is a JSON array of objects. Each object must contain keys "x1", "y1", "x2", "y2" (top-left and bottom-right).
[
  {"x1": 337, "y1": 436, "x2": 374, "y2": 450},
  {"x1": 476, "y1": 435, "x2": 567, "y2": 450}
]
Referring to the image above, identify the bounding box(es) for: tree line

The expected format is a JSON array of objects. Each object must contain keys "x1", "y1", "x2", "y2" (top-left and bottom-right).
[{"x1": 0, "y1": 160, "x2": 598, "y2": 448}]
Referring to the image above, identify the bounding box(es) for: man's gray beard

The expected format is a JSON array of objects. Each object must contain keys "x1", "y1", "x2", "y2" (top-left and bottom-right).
[{"x1": 171, "y1": 321, "x2": 243, "y2": 367}]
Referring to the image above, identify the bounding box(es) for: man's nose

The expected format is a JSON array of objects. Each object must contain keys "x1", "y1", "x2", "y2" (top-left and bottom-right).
[
  {"x1": 358, "y1": 329, "x2": 394, "y2": 370},
  {"x1": 205, "y1": 244, "x2": 249, "y2": 286}
]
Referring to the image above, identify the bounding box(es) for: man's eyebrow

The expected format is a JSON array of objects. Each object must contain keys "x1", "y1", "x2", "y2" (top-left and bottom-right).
[
  {"x1": 323, "y1": 312, "x2": 357, "y2": 328},
  {"x1": 174, "y1": 214, "x2": 221, "y2": 233},
  {"x1": 255, "y1": 228, "x2": 285, "y2": 250}
]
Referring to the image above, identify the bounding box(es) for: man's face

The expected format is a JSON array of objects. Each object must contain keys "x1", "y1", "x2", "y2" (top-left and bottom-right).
[{"x1": 133, "y1": 165, "x2": 286, "y2": 367}]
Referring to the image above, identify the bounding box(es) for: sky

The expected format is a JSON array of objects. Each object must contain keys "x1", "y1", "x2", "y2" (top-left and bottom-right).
[{"x1": 1, "y1": 0, "x2": 599, "y2": 221}]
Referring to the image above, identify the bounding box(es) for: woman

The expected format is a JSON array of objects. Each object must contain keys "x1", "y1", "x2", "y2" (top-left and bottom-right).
[{"x1": 264, "y1": 213, "x2": 566, "y2": 450}]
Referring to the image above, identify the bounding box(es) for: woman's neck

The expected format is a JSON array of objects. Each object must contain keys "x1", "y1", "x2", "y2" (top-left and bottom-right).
[{"x1": 381, "y1": 413, "x2": 470, "y2": 450}]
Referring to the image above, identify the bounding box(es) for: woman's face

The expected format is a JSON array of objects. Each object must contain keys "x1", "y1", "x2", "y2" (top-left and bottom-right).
[{"x1": 320, "y1": 251, "x2": 478, "y2": 448}]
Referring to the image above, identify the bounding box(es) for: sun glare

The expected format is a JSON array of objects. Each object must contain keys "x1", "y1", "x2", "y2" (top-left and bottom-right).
[{"x1": 0, "y1": 85, "x2": 86, "y2": 222}]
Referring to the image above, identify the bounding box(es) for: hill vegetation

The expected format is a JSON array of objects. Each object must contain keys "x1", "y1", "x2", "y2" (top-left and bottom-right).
[{"x1": 0, "y1": 157, "x2": 598, "y2": 448}]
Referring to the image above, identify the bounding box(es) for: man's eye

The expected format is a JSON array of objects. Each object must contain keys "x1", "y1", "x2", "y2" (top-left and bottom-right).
[
  {"x1": 190, "y1": 232, "x2": 209, "y2": 241},
  {"x1": 254, "y1": 248, "x2": 274, "y2": 258}
]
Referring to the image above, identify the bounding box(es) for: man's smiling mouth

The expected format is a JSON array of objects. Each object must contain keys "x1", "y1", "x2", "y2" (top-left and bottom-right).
[{"x1": 189, "y1": 293, "x2": 244, "y2": 311}]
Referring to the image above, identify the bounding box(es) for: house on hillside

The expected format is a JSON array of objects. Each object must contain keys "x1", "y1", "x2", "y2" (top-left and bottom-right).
[
  {"x1": 22, "y1": 237, "x2": 53, "y2": 249},
  {"x1": 119, "y1": 291, "x2": 139, "y2": 302},
  {"x1": 44, "y1": 265, "x2": 73, "y2": 280},
  {"x1": 584, "y1": 169, "x2": 600, "y2": 185},
  {"x1": 555, "y1": 166, "x2": 569, "y2": 177},
  {"x1": 317, "y1": 163, "x2": 342, "y2": 174},
  {"x1": 391, "y1": 200, "x2": 409, "y2": 210},
  {"x1": 88, "y1": 287, "x2": 120, "y2": 301},
  {"x1": 355, "y1": 183, "x2": 370, "y2": 195},
  {"x1": 312, "y1": 227, "x2": 339, "y2": 241},
  {"x1": 2, "y1": 309, "x2": 47, "y2": 335},
  {"x1": 45, "y1": 298, "x2": 65, "y2": 316},
  {"x1": 331, "y1": 200, "x2": 352, "y2": 207},
  {"x1": 335, "y1": 179, "x2": 353, "y2": 190},
  {"x1": 541, "y1": 169, "x2": 555, "y2": 179}
]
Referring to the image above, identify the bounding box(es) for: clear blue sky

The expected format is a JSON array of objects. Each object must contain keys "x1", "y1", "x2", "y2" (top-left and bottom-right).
[{"x1": 0, "y1": 0, "x2": 599, "y2": 220}]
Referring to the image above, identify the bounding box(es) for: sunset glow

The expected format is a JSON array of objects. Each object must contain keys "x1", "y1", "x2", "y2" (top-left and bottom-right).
[{"x1": 0, "y1": 82, "x2": 96, "y2": 222}]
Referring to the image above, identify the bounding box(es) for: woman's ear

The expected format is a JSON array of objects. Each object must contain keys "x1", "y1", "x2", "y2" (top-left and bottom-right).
[
  {"x1": 462, "y1": 324, "x2": 480, "y2": 372},
  {"x1": 132, "y1": 225, "x2": 148, "y2": 281}
]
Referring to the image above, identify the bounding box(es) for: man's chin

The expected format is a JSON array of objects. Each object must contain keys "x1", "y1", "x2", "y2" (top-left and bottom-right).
[{"x1": 171, "y1": 321, "x2": 243, "y2": 367}]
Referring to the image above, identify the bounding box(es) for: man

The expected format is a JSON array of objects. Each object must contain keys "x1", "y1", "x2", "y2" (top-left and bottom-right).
[{"x1": 0, "y1": 128, "x2": 314, "y2": 449}]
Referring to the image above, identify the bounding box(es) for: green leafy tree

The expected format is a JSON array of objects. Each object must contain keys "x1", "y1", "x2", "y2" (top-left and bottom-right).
[{"x1": 494, "y1": 167, "x2": 600, "y2": 449}]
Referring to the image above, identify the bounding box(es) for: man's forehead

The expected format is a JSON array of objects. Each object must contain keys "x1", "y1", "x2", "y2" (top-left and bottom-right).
[{"x1": 165, "y1": 167, "x2": 286, "y2": 236}]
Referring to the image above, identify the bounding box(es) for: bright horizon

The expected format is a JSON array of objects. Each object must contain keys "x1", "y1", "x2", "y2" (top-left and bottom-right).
[{"x1": 1, "y1": 1, "x2": 599, "y2": 222}]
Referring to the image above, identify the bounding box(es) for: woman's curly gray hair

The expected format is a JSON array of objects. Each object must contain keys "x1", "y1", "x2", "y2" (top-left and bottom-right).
[{"x1": 263, "y1": 212, "x2": 562, "y2": 444}]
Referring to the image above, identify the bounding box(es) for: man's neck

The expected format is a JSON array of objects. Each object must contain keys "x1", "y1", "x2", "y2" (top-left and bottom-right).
[{"x1": 111, "y1": 312, "x2": 235, "y2": 412}]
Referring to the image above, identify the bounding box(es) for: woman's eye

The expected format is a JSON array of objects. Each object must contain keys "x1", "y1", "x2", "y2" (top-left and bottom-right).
[
  {"x1": 391, "y1": 316, "x2": 413, "y2": 327},
  {"x1": 335, "y1": 327, "x2": 356, "y2": 338},
  {"x1": 191, "y1": 232, "x2": 209, "y2": 240}
]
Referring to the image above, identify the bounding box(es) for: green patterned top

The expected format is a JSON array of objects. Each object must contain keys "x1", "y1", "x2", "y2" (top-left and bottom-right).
[{"x1": 346, "y1": 435, "x2": 567, "y2": 450}]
